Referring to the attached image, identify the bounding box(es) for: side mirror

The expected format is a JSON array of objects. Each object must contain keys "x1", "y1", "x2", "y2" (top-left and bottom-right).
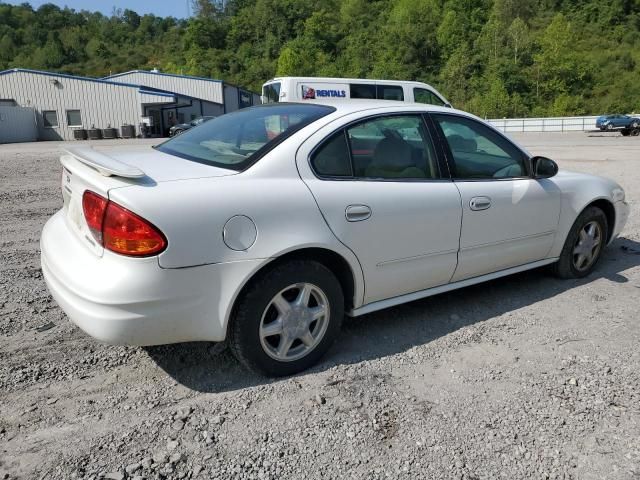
[{"x1": 532, "y1": 156, "x2": 558, "y2": 178}]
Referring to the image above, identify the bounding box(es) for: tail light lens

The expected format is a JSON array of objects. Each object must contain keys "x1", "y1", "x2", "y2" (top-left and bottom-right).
[
  {"x1": 82, "y1": 191, "x2": 108, "y2": 244},
  {"x1": 82, "y1": 190, "x2": 167, "y2": 257}
]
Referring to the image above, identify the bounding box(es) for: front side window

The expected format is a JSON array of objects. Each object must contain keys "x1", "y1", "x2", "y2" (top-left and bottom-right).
[
  {"x1": 350, "y1": 84, "x2": 376, "y2": 99},
  {"x1": 262, "y1": 83, "x2": 281, "y2": 103},
  {"x1": 311, "y1": 115, "x2": 440, "y2": 180},
  {"x1": 157, "y1": 104, "x2": 334, "y2": 171},
  {"x1": 414, "y1": 88, "x2": 445, "y2": 106},
  {"x1": 43, "y1": 110, "x2": 58, "y2": 128},
  {"x1": 376, "y1": 85, "x2": 404, "y2": 101},
  {"x1": 433, "y1": 114, "x2": 527, "y2": 179}
]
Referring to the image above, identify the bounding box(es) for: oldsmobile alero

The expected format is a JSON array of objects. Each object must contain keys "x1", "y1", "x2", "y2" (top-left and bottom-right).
[{"x1": 41, "y1": 101, "x2": 630, "y2": 376}]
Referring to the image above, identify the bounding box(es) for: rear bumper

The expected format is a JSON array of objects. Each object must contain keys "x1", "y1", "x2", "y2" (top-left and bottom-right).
[{"x1": 41, "y1": 211, "x2": 263, "y2": 345}]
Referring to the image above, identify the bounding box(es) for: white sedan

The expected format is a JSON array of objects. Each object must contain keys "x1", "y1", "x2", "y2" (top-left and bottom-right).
[{"x1": 41, "y1": 101, "x2": 630, "y2": 376}]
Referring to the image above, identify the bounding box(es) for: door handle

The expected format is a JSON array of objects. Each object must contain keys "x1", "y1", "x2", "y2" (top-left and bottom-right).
[
  {"x1": 469, "y1": 196, "x2": 491, "y2": 211},
  {"x1": 345, "y1": 204, "x2": 372, "y2": 222}
]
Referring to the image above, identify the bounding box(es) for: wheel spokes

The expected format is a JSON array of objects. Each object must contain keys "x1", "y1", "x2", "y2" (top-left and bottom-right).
[
  {"x1": 276, "y1": 335, "x2": 295, "y2": 357},
  {"x1": 295, "y1": 283, "x2": 313, "y2": 307},
  {"x1": 309, "y1": 305, "x2": 327, "y2": 321},
  {"x1": 259, "y1": 282, "x2": 331, "y2": 362},
  {"x1": 260, "y1": 318, "x2": 283, "y2": 338},
  {"x1": 272, "y1": 293, "x2": 292, "y2": 315},
  {"x1": 299, "y1": 330, "x2": 315, "y2": 347}
]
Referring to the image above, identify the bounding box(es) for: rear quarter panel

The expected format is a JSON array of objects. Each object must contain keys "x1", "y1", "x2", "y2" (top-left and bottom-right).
[{"x1": 107, "y1": 140, "x2": 366, "y2": 306}]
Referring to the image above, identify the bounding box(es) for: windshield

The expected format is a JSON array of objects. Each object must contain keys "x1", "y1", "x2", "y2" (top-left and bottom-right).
[
  {"x1": 262, "y1": 82, "x2": 281, "y2": 103},
  {"x1": 156, "y1": 104, "x2": 334, "y2": 171}
]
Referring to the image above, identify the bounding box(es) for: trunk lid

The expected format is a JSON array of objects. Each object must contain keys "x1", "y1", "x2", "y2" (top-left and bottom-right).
[{"x1": 59, "y1": 145, "x2": 237, "y2": 256}]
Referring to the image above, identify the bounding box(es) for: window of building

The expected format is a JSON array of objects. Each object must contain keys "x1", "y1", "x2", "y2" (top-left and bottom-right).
[
  {"x1": 43, "y1": 111, "x2": 58, "y2": 128},
  {"x1": 414, "y1": 88, "x2": 445, "y2": 106},
  {"x1": 350, "y1": 84, "x2": 376, "y2": 99},
  {"x1": 433, "y1": 114, "x2": 527, "y2": 179},
  {"x1": 66, "y1": 110, "x2": 82, "y2": 127},
  {"x1": 239, "y1": 90, "x2": 253, "y2": 109},
  {"x1": 376, "y1": 85, "x2": 404, "y2": 101}
]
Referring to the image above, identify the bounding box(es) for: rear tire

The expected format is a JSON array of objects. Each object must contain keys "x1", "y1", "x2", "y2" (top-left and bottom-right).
[
  {"x1": 229, "y1": 260, "x2": 344, "y2": 377},
  {"x1": 552, "y1": 206, "x2": 607, "y2": 279}
]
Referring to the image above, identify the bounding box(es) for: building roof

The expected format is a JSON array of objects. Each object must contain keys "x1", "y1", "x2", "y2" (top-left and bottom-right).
[
  {"x1": 0, "y1": 68, "x2": 177, "y2": 101},
  {"x1": 103, "y1": 70, "x2": 223, "y2": 84}
]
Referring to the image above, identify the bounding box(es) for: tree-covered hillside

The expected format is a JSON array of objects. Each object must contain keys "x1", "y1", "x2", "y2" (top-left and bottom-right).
[{"x1": 1, "y1": 0, "x2": 640, "y2": 118}]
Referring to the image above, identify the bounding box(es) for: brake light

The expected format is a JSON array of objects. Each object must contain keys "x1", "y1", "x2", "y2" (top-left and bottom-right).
[
  {"x1": 82, "y1": 190, "x2": 167, "y2": 257},
  {"x1": 82, "y1": 191, "x2": 107, "y2": 244}
]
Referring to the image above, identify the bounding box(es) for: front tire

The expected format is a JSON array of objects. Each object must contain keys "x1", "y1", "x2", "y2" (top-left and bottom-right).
[
  {"x1": 229, "y1": 260, "x2": 344, "y2": 377},
  {"x1": 552, "y1": 206, "x2": 607, "y2": 279}
]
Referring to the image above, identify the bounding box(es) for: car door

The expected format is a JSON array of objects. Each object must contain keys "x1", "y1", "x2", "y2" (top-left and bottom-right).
[
  {"x1": 296, "y1": 113, "x2": 463, "y2": 304},
  {"x1": 430, "y1": 113, "x2": 562, "y2": 282}
]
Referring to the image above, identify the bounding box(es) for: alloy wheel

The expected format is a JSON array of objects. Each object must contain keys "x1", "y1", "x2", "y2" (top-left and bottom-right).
[
  {"x1": 259, "y1": 283, "x2": 330, "y2": 362},
  {"x1": 572, "y1": 220, "x2": 603, "y2": 272}
]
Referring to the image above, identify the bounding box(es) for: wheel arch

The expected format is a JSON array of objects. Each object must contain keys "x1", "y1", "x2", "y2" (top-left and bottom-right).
[
  {"x1": 586, "y1": 198, "x2": 615, "y2": 243},
  {"x1": 226, "y1": 247, "x2": 361, "y2": 333}
]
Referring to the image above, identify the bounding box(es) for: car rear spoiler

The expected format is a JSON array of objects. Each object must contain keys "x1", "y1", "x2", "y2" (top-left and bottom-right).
[{"x1": 61, "y1": 146, "x2": 146, "y2": 178}]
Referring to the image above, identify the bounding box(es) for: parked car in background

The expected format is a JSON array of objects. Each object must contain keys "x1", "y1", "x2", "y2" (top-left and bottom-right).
[
  {"x1": 262, "y1": 76, "x2": 451, "y2": 107},
  {"x1": 169, "y1": 116, "x2": 215, "y2": 136},
  {"x1": 596, "y1": 114, "x2": 640, "y2": 131},
  {"x1": 41, "y1": 101, "x2": 629, "y2": 376}
]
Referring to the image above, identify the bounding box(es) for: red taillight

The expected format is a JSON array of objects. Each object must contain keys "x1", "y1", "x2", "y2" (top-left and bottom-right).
[
  {"x1": 82, "y1": 190, "x2": 167, "y2": 257},
  {"x1": 82, "y1": 191, "x2": 108, "y2": 244}
]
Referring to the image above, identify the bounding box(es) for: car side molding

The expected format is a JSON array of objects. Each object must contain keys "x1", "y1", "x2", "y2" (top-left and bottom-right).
[{"x1": 348, "y1": 257, "x2": 558, "y2": 317}]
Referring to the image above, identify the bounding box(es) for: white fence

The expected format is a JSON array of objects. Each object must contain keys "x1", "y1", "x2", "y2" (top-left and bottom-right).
[
  {"x1": 0, "y1": 106, "x2": 37, "y2": 143},
  {"x1": 487, "y1": 116, "x2": 599, "y2": 133}
]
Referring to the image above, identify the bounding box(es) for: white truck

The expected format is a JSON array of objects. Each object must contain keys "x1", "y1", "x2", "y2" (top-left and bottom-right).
[{"x1": 262, "y1": 76, "x2": 451, "y2": 107}]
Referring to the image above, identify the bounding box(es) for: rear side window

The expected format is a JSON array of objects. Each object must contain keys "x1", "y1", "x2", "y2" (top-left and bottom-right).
[
  {"x1": 377, "y1": 85, "x2": 404, "y2": 101},
  {"x1": 311, "y1": 132, "x2": 352, "y2": 177},
  {"x1": 350, "y1": 84, "x2": 376, "y2": 99},
  {"x1": 311, "y1": 115, "x2": 440, "y2": 180},
  {"x1": 414, "y1": 88, "x2": 445, "y2": 106}
]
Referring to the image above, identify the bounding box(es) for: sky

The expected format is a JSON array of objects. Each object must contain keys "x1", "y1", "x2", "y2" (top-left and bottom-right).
[{"x1": 4, "y1": 0, "x2": 192, "y2": 18}]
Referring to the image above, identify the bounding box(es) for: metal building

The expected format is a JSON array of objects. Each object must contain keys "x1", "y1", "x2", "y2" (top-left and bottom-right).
[
  {"x1": 0, "y1": 69, "x2": 179, "y2": 141},
  {"x1": 103, "y1": 70, "x2": 261, "y2": 137},
  {"x1": 0, "y1": 68, "x2": 260, "y2": 142}
]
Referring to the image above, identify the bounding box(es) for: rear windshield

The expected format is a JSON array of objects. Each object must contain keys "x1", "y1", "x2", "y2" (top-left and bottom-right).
[{"x1": 156, "y1": 104, "x2": 334, "y2": 171}]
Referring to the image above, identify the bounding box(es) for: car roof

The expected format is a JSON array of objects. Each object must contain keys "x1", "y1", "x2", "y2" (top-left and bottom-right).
[
  {"x1": 291, "y1": 99, "x2": 473, "y2": 118},
  {"x1": 265, "y1": 76, "x2": 435, "y2": 87}
]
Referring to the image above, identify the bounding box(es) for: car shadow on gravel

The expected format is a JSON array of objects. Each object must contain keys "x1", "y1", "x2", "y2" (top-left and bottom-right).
[{"x1": 145, "y1": 237, "x2": 640, "y2": 393}]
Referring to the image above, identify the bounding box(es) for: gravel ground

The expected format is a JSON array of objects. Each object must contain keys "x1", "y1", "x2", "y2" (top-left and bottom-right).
[{"x1": 1, "y1": 133, "x2": 639, "y2": 480}]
